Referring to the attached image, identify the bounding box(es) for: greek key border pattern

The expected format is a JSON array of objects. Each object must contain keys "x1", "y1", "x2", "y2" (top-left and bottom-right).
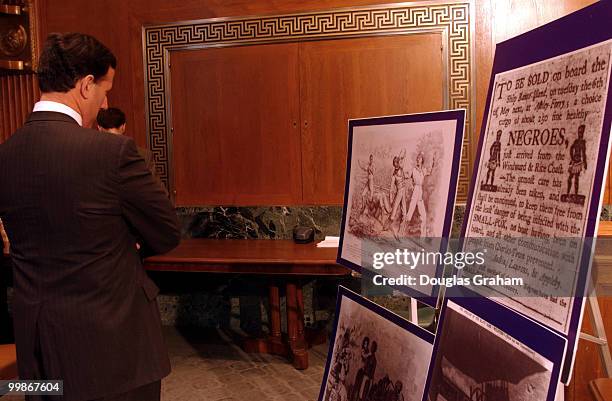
[{"x1": 143, "y1": 2, "x2": 473, "y2": 200}]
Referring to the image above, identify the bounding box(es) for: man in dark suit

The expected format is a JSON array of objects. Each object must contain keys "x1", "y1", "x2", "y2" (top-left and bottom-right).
[{"x1": 0, "y1": 33, "x2": 180, "y2": 401}]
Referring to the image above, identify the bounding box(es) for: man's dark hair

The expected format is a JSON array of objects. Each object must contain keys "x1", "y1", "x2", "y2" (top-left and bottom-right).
[
  {"x1": 37, "y1": 32, "x2": 117, "y2": 93},
  {"x1": 97, "y1": 107, "x2": 126, "y2": 129}
]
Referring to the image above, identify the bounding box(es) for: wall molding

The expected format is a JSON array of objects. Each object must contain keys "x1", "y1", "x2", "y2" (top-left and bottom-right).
[{"x1": 142, "y1": 0, "x2": 474, "y2": 201}]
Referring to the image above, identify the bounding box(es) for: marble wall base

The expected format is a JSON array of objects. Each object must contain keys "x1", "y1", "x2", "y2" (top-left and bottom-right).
[
  {"x1": 4, "y1": 204, "x2": 611, "y2": 332},
  {"x1": 178, "y1": 204, "x2": 612, "y2": 240},
  {"x1": 177, "y1": 206, "x2": 343, "y2": 240}
]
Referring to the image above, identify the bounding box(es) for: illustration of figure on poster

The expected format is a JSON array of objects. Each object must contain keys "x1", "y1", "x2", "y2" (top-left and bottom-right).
[
  {"x1": 349, "y1": 133, "x2": 442, "y2": 242},
  {"x1": 325, "y1": 328, "x2": 353, "y2": 401},
  {"x1": 565, "y1": 124, "x2": 588, "y2": 205},
  {"x1": 338, "y1": 114, "x2": 463, "y2": 297},
  {"x1": 324, "y1": 325, "x2": 407, "y2": 401},
  {"x1": 359, "y1": 154, "x2": 376, "y2": 215},
  {"x1": 383, "y1": 149, "x2": 437, "y2": 240},
  {"x1": 352, "y1": 336, "x2": 377, "y2": 401},
  {"x1": 481, "y1": 130, "x2": 503, "y2": 191}
]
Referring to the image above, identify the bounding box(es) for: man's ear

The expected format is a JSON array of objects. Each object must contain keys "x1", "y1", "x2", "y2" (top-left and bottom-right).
[
  {"x1": 78, "y1": 74, "x2": 95, "y2": 99},
  {"x1": 119, "y1": 123, "x2": 126, "y2": 134}
]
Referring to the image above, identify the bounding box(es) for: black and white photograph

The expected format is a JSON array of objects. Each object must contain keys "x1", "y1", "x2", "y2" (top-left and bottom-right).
[
  {"x1": 319, "y1": 286, "x2": 434, "y2": 401},
  {"x1": 338, "y1": 111, "x2": 464, "y2": 300},
  {"x1": 424, "y1": 297, "x2": 566, "y2": 401}
]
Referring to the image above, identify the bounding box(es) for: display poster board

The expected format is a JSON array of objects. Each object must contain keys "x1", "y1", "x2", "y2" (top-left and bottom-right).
[
  {"x1": 318, "y1": 286, "x2": 434, "y2": 401},
  {"x1": 460, "y1": 1, "x2": 612, "y2": 382},
  {"x1": 338, "y1": 111, "x2": 465, "y2": 304},
  {"x1": 423, "y1": 295, "x2": 567, "y2": 401}
]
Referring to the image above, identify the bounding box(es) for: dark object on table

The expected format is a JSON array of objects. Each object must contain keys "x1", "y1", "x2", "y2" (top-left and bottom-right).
[{"x1": 293, "y1": 226, "x2": 314, "y2": 244}]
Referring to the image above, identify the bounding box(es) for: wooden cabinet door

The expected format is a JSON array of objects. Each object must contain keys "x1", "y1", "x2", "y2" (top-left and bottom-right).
[
  {"x1": 299, "y1": 34, "x2": 445, "y2": 204},
  {"x1": 169, "y1": 43, "x2": 302, "y2": 206}
]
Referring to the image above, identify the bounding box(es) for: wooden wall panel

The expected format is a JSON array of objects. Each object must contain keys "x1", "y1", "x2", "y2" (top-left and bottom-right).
[
  {"x1": 169, "y1": 44, "x2": 302, "y2": 205},
  {"x1": 40, "y1": 0, "x2": 132, "y2": 130},
  {"x1": 490, "y1": 0, "x2": 597, "y2": 46},
  {"x1": 24, "y1": 0, "x2": 612, "y2": 206},
  {"x1": 0, "y1": 74, "x2": 39, "y2": 142},
  {"x1": 300, "y1": 34, "x2": 444, "y2": 204}
]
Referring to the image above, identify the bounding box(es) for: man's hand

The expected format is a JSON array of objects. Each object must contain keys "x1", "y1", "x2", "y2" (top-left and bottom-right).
[{"x1": 0, "y1": 219, "x2": 9, "y2": 255}]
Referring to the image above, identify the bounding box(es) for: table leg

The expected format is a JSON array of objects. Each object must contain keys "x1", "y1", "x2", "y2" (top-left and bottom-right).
[
  {"x1": 268, "y1": 283, "x2": 284, "y2": 355},
  {"x1": 297, "y1": 284, "x2": 305, "y2": 339},
  {"x1": 287, "y1": 283, "x2": 297, "y2": 348},
  {"x1": 240, "y1": 278, "x2": 308, "y2": 370},
  {"x1": 287, "y1": 281, "x2": 308, "y2": 369}
]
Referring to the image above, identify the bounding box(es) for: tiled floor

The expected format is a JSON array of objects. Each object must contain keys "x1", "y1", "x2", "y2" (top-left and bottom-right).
[
  {"x1": 162, "y1": 327, "x2": 327, "y2": 401},
  {"x1": 1, "y1": 327, "x2": 328, "y2": 401}
]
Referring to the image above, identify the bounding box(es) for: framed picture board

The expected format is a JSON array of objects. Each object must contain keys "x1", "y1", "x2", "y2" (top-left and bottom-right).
[
  {"x1": 423, "y1": 294, "x2": 567, "y2": 401},
  {"x1": 338, "y1": 110, "x2": 465, "y2": 304},
  {"x1": 318, "y1": 286, "x2": 434, "y2": 401},
  {"x1": 460, "y1": 1, "x2": 612, "y2": 382}
]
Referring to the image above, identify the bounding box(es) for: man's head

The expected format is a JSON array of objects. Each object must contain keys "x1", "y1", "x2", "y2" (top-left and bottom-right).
[
  {"x1": 37, "y1": 33, "x2": 116, "y2": 128},
  {"x1": 578, "y1": 124, "x2": 585, "y2": 139},
  {"x1": 496, "y1": 130, "x2": 502, "y2": 140},
  {"x1": 416, "y1": 152, "x2": 424, "y2": 167},
  {"x1": 97, "y1": 107, "x2": 126, "y2": 135}
]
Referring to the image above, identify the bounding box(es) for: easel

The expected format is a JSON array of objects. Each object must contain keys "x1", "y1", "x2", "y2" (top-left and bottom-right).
[
  {"x1": 580, "y1": 293, "x2": 612, "y2": 377},
  {"x1": 553, "y1": 291, "x2": 612, "y2": 401},
  {"x1": 554, "y1": 292, "x2": 612, "y2": 401}
]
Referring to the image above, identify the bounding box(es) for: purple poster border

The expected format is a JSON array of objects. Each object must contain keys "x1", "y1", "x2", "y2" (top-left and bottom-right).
[
  {"x1": 459, "y1": 1, "x2": 612, "y2": 384},
  {"x1": 337, "y1": 109, "x2": 466, "y2": 306}
]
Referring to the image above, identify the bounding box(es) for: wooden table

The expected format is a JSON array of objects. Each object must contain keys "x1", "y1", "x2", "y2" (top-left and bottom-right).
[
  {"x1": 144, "y1": 239, "x2": 350, "y2": 369},
  {"x1": 2, "y1": 222, "x2": 611, "y2": 368},
  {"x1": 591, "y1": 378, "x2": 612, "y2": 401},
  {"x1": 593, "y1": 222, "x2": 612, "y2": 293},
  {"x1": 0, "y1": 344, "x2": 17, "y2": 379}
]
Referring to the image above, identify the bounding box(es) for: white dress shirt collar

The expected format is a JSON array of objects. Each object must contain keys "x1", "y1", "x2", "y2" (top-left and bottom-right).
[{"x1": 32, "y1": 100, "x2": 83, "y2": 126}]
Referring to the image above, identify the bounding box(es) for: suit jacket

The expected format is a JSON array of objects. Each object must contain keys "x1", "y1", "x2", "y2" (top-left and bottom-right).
[
  {"x1": 0, "y1": 112, "x2": 180, "y2": 401},
  {"x1": 136, "y1": 146, "x2": 166, "y2": 195}
]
